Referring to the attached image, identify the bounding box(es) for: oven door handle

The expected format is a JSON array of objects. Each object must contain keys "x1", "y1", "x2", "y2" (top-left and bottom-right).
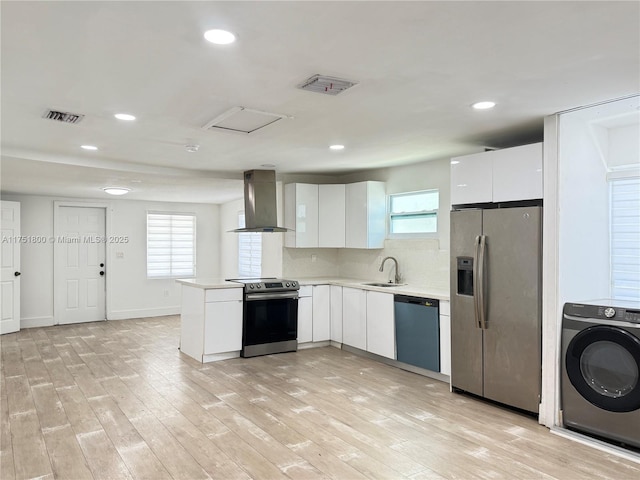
[{"x1": 245, "y1": 291, "x2": 299, "y2": 301}]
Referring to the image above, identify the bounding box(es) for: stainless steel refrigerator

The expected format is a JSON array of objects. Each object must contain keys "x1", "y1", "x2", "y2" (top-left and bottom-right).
[{"x1": 450, "y1": 205, "x2": 542, "y2": 413}]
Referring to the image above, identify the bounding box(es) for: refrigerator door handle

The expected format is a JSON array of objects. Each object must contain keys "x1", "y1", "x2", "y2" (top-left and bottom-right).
[
  {"x1": 473, "y1": 235, "x2": 481, "y2": 329},
  {"x1": 478, "y1": 235, "x2": 488, "y2": 329}
]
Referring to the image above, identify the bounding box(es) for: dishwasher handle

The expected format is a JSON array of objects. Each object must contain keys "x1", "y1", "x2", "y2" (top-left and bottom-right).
[{"x1": 394, "y1": 295, "x2": 439, "y2": 308}]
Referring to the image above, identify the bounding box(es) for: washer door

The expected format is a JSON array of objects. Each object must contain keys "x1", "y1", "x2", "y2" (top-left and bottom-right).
[{"x1": 566, "y1": 325, "x2": 640, "y2": 412}]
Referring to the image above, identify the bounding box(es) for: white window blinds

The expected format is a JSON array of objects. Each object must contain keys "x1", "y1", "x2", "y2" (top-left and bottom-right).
[
  {"x1": 238, "y1": 213, "x2": 261, "y2": 277},
  {"x1": 147, "y1": 213, "x2": 196, "y2": 278},
  {"x1": 611, "y1": 177, "x2": 640, "y2": 301}
]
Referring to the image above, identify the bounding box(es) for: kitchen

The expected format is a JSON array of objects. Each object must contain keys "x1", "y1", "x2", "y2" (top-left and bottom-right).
[{"x1": 1, "y1": 1, "x2": 640, "y2": 479}]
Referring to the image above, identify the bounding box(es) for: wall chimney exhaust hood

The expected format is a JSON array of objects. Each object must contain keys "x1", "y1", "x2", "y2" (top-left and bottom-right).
[{"x1": 231, "y1": 170, "x2": 288, "y2": 233}]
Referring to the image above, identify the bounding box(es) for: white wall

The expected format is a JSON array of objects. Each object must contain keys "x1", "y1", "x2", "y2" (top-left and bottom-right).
[{"x1": 1, "y1": 193, "x2": 220, "y2": 326}]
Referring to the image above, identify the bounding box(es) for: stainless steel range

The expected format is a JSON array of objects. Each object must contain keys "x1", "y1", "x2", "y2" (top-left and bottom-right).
[{"x1": 226, "y1": 278, "x2": 300, "y2": 358}]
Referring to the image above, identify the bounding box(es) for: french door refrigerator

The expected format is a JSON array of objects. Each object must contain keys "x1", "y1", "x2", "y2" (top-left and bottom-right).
[{"x1": 450, "y1": 205, "x2": 542, "y2": 414}]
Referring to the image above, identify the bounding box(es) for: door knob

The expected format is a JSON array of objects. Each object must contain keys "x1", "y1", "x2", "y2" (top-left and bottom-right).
[
  {"x1": 14, "y1": 271, "x2": 21, "y2": 276},
  {"x1": 100, "y1": 271, "x2": 105, "y2": 276}
]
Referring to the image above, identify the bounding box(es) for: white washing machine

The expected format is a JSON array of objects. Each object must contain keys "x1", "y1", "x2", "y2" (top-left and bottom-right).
[{"x1": 561, "y1": 300, "x2": 640, "y2": 449}]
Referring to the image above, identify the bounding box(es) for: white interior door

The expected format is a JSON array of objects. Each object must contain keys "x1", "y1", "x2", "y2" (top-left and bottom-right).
[
  {"x1": 1, "y1": 201, "x2": 21, "y2": 335},
  {"x1": 56, "y1": 206, "x2": 106, "y2": 324}
]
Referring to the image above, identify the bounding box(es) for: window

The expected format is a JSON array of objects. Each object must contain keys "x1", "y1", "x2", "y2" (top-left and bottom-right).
[
  {"x1": 611, "y1": 177, "x2": 640, "y2": 301},
  {"x1": 389, "y1": 190, "x2": 439, "y2": 235},
  {"x1": 147, "y1": 212, "x2": 195, "y2": 278},
  {"x1": 238, "y1": 212, "x2": 262, "y2": 277}
]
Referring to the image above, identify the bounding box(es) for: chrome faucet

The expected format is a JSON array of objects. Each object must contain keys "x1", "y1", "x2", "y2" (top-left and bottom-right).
[{"x1": 379, "y1": 256, "x2": 401, "y2": 284}]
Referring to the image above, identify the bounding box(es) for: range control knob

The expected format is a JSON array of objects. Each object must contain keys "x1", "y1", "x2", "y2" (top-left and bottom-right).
[
  {"x1": 292, "y1": 282, "x2": 297, "y2": 287},
  {"x1": 286, "y1": 282, "x2": 290, "y2": 287},
  {"x1": 249, "y1": 284, "x2": 254, "y2": 289},
  {"x1": 604, "y1": 307, "x2": 616, "y2": 318},
  {"x1": 257, "y1": 284, "x2": 262, "y2": 289}
]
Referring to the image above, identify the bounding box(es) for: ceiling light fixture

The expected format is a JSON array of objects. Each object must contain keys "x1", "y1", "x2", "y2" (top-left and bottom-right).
[
  {"x1": 114, "y1": 113, "x2": 136, "y2": 121},
  {"x1": 329, "y1": 144, "x2": 345, "y2": 150},
  {"x1": 102, "y1": 187, "x2": 131, "y2": 196},
  {"x1": 450, "y1": 160, "x2": 460, "y2": 165},
  {"x1": 472, "y1": 101, "x2": 496, "y2": 110},
  {"x1": 261, "y1": 163, "x2": 276, "y2": 168},
  {"x1": 81, "y1": 145, "x2": 98, "y2": 151},
  {"x1": 204, "y1": 29, "x2": 236, "y2": 45},
  {"x1": 185, "y1": 144, "x2": 200, "y2": 153}
]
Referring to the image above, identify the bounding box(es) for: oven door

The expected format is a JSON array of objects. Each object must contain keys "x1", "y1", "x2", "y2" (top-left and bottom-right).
[{"x1": 242, "y1": 291, "x2": 298, "y2": 356}]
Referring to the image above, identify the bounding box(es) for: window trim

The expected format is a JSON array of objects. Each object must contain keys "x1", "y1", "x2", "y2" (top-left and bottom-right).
[
  {"x1": 146, "y1": 211, "x2": 196, "y2": 279},
  {"x1": 387, "y1": 189, "x2": 440, "y2": 238}
]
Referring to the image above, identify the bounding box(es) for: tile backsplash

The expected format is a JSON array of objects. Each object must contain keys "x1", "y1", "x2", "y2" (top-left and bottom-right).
[{"x1": 283, "y1": 238, "x2": 450, "y2": 290}]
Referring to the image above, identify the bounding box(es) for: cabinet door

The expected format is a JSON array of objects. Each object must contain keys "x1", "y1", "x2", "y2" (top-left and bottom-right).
[
  {"x1": 366, "y1": 291, "x2": 395, "y2": 359},
  {"x1": 330, "y1": 285, "x2": 343, "y2": 342},
  {"x1": 284, "y1": 183, "x2": 319, "y2": 248},
  {"x1": 492, "y1": 143, "x2": 543, "y2": 202},
  {"x1": 342, "y1": 287, "x2": 367, "y2": 350},
  {"x1": 450, "y1": 151, "x2": 493, "y2": 205},
  {"x1": 312, "y1": 285, "x2": 331, "y2": 341},
  {"x1": 297, "y1": 296, "x2": 313, "y2": 343},
  {"x1": 345, "y1": 181, "x2": 386, "y2": 249},
  {"x1": 319, "y1": 185, "x2": 346, "y2": 247},
  {"x1": 204, "y1": 300, "x2": 243, "y2": 354}
]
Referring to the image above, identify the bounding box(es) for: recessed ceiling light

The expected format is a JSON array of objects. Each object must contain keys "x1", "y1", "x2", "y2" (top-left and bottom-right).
[
  {"x1": 204, "y1": 29, "x2": 236, "y2": 45},
  {"x1": 103, "y1": 187, "x2": 131, "y2": 196},
  {"x1": 81, "y1": 145, "x2": 98, "y2": 151},
  {"x1": 114, "y1": 113, "x2": 136, "y2": 121},
  {"x1": 329, "y1": 144, "x2": 345, "y2": 150},
  {"x1": 450, "y1": 160, "x2": 460, "y2": 165},
  {"x1": 472, "y1": 101, "x2": 496, "y2": 110},
  {"x1": 261, "y1": 163, "x2": 276, "y2": 168},
  {"x1": 185, "y1": 144, "x2": 200, "y2": 153}
]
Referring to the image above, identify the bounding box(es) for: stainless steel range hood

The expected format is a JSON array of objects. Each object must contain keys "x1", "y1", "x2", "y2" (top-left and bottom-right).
[{"x1": 231, "y1": 170, "x2": 288, "y2": 233}]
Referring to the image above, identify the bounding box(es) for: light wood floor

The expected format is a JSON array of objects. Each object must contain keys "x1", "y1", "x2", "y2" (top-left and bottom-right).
[{"x1": 1, "y1": 316, "x2": 639, "y2": 480}]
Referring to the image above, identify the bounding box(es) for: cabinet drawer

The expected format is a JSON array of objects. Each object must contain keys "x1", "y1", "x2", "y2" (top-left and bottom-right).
[
  {"x1": 440, "y1": 301, "x2": 450, "y2": 316},
  {"x1": 299, "y1": 285, "x2": 313, "y2": 297},
  {"x1": 205, "y1": 288, "x2": 243, "y2": 303}
]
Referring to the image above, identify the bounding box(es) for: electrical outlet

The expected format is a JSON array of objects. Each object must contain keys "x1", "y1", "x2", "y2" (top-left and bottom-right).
[
  {"x1": 163, "y1": 290, "x2": 169, "y2": 297},
  {"x1": 311, "y1": 254, "x2": 317, "y2": 263},
  {"x1": 116, "y1": 251, "x2": 124, "y2": 259}
]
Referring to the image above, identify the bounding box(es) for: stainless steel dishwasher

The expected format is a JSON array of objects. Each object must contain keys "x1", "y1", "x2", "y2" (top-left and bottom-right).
[{"x1": 394, "y1": 295, "x2": 440, "y2": 372}]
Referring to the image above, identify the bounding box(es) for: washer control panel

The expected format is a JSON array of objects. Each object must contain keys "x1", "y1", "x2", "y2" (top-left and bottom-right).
[{"x1": 564, "y1": 302, "x2": 640, "y2": 324}]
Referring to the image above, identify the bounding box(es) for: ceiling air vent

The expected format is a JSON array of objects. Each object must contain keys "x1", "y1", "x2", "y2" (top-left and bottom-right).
[
  {"x1": 297, "y1": 74, "x2": 357, "y2": 95},
  {"x1": 42, "y1": 109, "x2": 85, "y2": 124},
  {"x1": 202, "y1": 106, "x2": 291, "y2": 134}
]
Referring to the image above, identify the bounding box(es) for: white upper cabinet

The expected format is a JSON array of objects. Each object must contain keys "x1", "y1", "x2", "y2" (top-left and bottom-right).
[
  {"x1": 491, "y1": 143, "x2": 543, "y2": 202},
  {"x1": 285, "y1": 181, "x2": 384, "y2": 249},
  {"x1": 318, "y1": 184, "x2": 346, "y2": 248},
  {"x1": 345, "y1": 181, "x2": 386, "y2": 249},
  {"x1": 450, "y1": 142, "x2": 543, "y2": 205},
  {"x1": 285, "y1": 183, "x2": 319, "y2": 248}
]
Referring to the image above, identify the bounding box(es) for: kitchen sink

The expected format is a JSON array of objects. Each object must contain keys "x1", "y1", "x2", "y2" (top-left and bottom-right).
[{"x1": 362, "y1": 282, "x2": 407, "y2": 288}]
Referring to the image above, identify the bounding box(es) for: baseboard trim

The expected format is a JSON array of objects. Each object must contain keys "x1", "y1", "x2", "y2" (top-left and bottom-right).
[
  {"x1": 108, "y1": 306, "x2": 180, "y2": 320},
  {"x1": 21, "y1": 316, "x2": 55, "y2": 329}
]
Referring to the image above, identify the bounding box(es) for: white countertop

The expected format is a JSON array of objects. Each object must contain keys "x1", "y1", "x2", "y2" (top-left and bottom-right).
[
  {"x1": 177, "y1": 276, "x2": 449, "y2": 301},
  {"x1": 176, "y1": 278, "x2": 244, "y2": 289},
  {"x1": 296, "y1": 277, "x2": 450, "y2": 301}
]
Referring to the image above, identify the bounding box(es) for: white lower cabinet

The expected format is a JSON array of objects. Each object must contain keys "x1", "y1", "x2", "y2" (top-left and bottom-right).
[
  {"x1": 204, "y1": 299, "x2": 243, "y2": 354},
  {"x1": 298, "y1": 286, "x2": 313, "y2": 344},
  {"x1": 312, "y1": 285, "x2": 331, "y2": 341},
  {"x1": 180, "y1": 286, "x2": 243, "y2": 363},
  {"x1": 365, "y1": 291, "x2": 395, "y2": 359},
  {"x1": 330, "y1": 285, "x2": 343, "y2": 343},
  {"x1": 439, "y1": 301, "x2": 451, "y2": 376},
  {"x1": 342, "y1": 287, "x2": 367, "y2": 350}
]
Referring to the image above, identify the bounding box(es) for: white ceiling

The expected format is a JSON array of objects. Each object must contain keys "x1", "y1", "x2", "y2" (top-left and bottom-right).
[{"x1": 1, "y1": 1, "x2": 639, "y2": 204}]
